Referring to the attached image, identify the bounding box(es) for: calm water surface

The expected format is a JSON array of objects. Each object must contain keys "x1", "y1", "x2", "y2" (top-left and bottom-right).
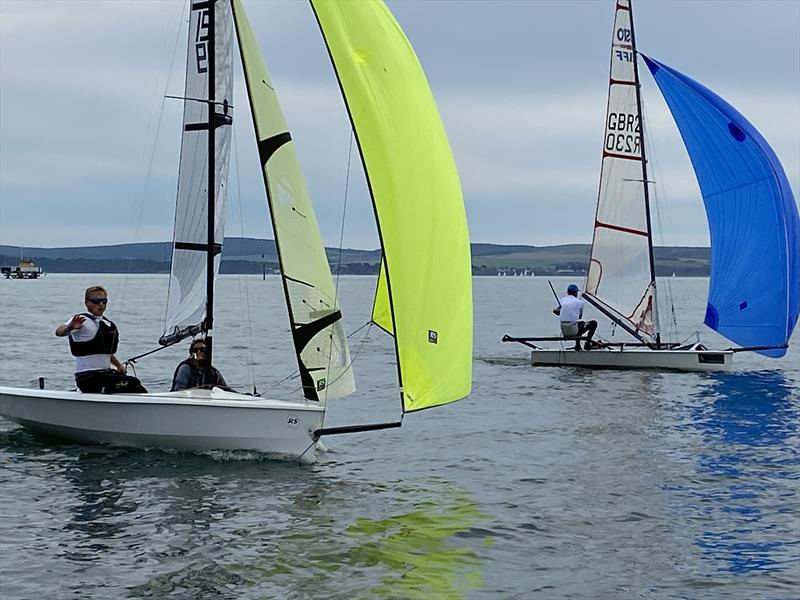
[{"x1": 1, "y1": 275, "x2": 798, "y2": 599}]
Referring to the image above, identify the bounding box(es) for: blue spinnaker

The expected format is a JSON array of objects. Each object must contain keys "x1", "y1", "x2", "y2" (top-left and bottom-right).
[{"x1": 643, "y1": 55, "x2": 799, "y2": 358}]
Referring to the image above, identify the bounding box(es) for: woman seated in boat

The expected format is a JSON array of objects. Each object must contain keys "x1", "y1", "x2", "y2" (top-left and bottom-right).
[
  {"x1": 552, "y1": 283, "x2": 598, "y2": 351},
  {"x1": 55, "y1": 285, "x2": 147, "y2": 393},
  {"x1": 171, "y1": 339, "x2": 233, "y2": 392}
]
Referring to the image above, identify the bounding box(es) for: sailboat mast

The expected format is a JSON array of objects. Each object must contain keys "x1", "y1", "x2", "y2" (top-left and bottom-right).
[
  {"x1": 205, "y1": 0, "x2": 217, "y2": 373},
  {"x1": 628, "y1": 0, "x2": 660, "y2": 347},
  {"x1": 583, "y1": 0, "x2": 660, "y2": 347}
]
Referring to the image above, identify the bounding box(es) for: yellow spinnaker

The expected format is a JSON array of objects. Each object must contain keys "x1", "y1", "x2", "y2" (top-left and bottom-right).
[{"x1": 311, "y1": 0, "x2": 472, "y2": 412}]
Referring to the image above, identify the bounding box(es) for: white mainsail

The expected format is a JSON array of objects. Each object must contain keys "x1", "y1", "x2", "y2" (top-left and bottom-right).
[
  {"x1": 232, "y1": 0, "x2": 354, "y2": 402},
  {"x1": 584, "y1": 0, "x2": 658, "y2": 343},
  {"x1": 163, "y1": 0, "x2": 234, "y2": 338}
]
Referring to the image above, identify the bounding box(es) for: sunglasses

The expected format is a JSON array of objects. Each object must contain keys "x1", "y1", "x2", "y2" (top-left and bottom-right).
[
  {"x1": 193, "y1": 347, "x2": 206, "y2": 353},
  {"x1": 87, "y1": 298, "x2": 108, "y2": 305}
]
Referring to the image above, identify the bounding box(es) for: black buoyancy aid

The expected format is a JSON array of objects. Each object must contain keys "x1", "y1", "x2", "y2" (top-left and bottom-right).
[
  {"x1": 171, "y1": 358, "x2": 224, "y2": 390},
  {"x1": 68, "y1": 314, "x2": 119, "y2": 357}
]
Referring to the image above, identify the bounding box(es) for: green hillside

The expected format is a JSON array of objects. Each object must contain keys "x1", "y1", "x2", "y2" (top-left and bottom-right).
[{"x1": 0, "y1": 239, "x2": 711, "y2": 276}]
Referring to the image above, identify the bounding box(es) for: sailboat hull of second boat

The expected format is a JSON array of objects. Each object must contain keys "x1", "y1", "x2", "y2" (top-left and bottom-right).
[{"x1": 530, "y1": 347, "x2": 733, "y2": 372}]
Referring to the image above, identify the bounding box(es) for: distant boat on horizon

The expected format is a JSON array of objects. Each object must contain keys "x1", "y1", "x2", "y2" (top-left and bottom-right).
[{"x1": 1, "y1": 257, "x2": 43, "y2": 280}]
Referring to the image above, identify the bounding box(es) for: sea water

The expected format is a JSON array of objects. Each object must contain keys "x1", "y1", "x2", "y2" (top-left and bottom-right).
[{"x1": 1, "y1": 274, "x2": 798, "y2": 599}]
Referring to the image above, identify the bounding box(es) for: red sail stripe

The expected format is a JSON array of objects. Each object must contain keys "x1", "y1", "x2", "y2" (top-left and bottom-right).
[
  {"x1": 595, "y1": 220, "x2": 648, "y2": 237},
  {"x1": 603, "y1": 151, "x2": 642, "y2": 161}
]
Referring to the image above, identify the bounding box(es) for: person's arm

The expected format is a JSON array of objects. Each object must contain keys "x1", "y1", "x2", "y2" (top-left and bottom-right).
[
  {"x1": 171, "y1": 364, "x2": 192, "y2": 391},
  {"x1": 111, "y1": 355, "x2": 126, "y2": 374}
]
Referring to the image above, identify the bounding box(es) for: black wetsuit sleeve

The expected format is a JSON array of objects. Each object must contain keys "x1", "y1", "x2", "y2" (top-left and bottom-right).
[{"x1": 171, "y1": 364, "x2": 192, "y2": 391}]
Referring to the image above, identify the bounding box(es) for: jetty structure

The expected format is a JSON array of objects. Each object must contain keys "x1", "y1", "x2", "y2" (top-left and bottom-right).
[{"x1": 1, "y1": 258, "x2": 43, "y2": 279}]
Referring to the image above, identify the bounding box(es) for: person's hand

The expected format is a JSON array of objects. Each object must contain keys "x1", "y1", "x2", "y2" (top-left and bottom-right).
[
  {"x1": 112, "y1": 357, "x2": 127, "y2": 375},
  {"x1": 68, "y1": 314, "x2": 86, "y2": 330},
  {"x1": 553, "y1": 308, "x2": 561, "y2": 316}
]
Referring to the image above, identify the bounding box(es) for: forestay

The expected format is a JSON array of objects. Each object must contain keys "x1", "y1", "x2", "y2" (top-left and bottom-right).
[
  {"x1": 643, "y1": 56, "x2": 800, "y2": 357},
  {"x1": 311, "y1": 0, "x2": 473, "y2": 412},
  {"x1": 163, "y1": 0, "x2": 234, "y2": 337},
  {"x1": 231, "y1": 0, "x2": 354, "y2": 401},
  {"x1": 584, "y1": 0, "x2": 658, "y2": 343}
]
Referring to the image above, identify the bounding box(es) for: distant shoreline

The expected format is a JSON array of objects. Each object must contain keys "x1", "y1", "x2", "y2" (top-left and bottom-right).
[{"x1": 0, "y1": 238, "x2": 712, "y2": 277}]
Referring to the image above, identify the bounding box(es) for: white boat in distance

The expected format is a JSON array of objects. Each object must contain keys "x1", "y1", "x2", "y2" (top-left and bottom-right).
[
  {"x1": 0, "y1": 0, "x2": 473, "y2": 461},
  {"x1": 503, "y1": 0, "x2": 799, "y2": 372}
]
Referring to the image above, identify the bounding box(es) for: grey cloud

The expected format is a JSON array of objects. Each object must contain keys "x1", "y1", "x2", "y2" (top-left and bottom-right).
[{"x1": 1, "y1": 0, "x2": 797, "y2": 249}]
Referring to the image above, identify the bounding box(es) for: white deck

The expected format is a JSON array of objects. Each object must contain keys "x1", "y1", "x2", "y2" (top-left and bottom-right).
[
  {"x1": 530, "y1": 346, "x2": 733, "y2": 372},
  {"x1": 0, "y1": 386, "x2": 326, "y2": 463}
]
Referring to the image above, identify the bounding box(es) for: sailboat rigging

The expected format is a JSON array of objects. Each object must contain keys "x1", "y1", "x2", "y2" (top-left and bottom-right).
[
  {"x1": 503, "y1": 0, "x2": 799, "y2": 372},
  {"x1": 0, "y1": 0, "x2": 472, "y2": 461},
  {"x1": 158, "y1": 0, "x2": 235, "y2": 390}
]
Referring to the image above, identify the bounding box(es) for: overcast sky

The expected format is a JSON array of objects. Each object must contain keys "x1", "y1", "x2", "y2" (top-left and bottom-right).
[{"x1": 1, "y1": 0, "x2": 798, "y2": 250}]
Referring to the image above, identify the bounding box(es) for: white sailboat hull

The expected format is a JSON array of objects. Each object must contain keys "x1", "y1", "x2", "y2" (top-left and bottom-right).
[
  {"x1": 530, "y1": 347, "x2": 733, "y2": 372},
  {"x1": 0, "y1": 387, "x2": 325, "y2": 463}
]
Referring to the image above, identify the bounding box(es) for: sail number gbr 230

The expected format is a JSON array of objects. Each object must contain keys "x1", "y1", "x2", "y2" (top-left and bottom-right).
[{"x1": 605, "y1": 112, "x2": 641, "y2": 156}]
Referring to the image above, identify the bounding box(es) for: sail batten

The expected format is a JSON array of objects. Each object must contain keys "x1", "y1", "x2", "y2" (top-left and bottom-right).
[
  {"x1": 311, "y1": 0, "x2": 472, "y2": 412},
  {"x1": 643, "y1": 55, "x2": 800, "y2": 357},
  {"x1": 232, "y1": 0, "x2": 355, "y2": 402}
]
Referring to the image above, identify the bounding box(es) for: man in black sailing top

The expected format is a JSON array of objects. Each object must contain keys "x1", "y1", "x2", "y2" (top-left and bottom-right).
[
  {"x1": 552, "y1": 283, "x2": 598, "y2": 351},
  {"x1": 170, "y1": 338, "x2": 232, "y2": 392},
  {"x1": 56, "y1": 285, "x2": 147, "y2": 393}
]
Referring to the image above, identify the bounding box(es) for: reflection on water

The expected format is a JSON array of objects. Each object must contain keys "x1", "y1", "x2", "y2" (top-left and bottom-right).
[
  {"x1": 673, "y1": 371, "x2": 800, "y2": 575},
  {"x1": 61, "y1": 451, "x2": 140, "y2": 564},
  {"x1": 344, "y1": 487, "x2": 487, "y2": 599},
  {"x1": 1, "y1": 421, "x2": 488, "y2": 599},
  {"x1": 127, "y1": 478, "x2": 487, "y2": 599},
  {"x1": 692, "y1": 371, "x2": 798, "y2": 448},
  {"x1": 2, "y1": 276, "x2": 799, "y2": 598}
]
